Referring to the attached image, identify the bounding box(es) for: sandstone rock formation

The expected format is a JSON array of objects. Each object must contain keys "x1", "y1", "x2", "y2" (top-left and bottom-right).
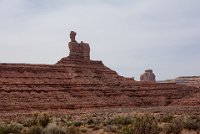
[
  {"x1": 0, "y1": 31, "x2": 199, "y2": 120},
  {"x1": 140, "y1": 69, "x2": 156, "y2": 82},
  {"x1": 70, "y1": 31, "x2": 77, "y2": 42},
  {"x1": 68, "y1": 31, "x2": 90, "y2": 61}
]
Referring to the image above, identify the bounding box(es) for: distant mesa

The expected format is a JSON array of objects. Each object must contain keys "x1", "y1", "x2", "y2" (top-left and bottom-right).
[
  {"x1": 159, "y1": 76, "x2": 200, "y2": 88},
  {"x1": 140, "y1": 69, "x2": 156, "y2": 82}
]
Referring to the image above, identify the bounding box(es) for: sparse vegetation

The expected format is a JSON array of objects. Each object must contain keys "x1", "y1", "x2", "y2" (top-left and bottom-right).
[
  {"x1": 133, "y1": 114, "x2": 160, "y2": 134},
  {"x1": 73, "y1": 122, "x2": 83, "y2": 127},
  {"x1": 158, "y1": 114, "x2": 175, "y2": 123},
  {"x1": 25, "y1": 125, "x2": 43, "y2": 134},
  {"x1": 42, "y1": 123, "x2": 66, "y2": 134},
  {"x1": 65, "y1": 126, "x2": 80, "y2": 134},
  {"x1": 0, "y1": 123, "x2": 22, "y2": 134},
  {"x1": 183, "y1": 115, "x2": 200, "y2": 131},
  {"x1": 0, "y1": 112, "x2": 200, "y2": 134},
  {"x1": 24, "y1": 112, "x2": 51, "y2": 128},
  {"x1": 162, "y1": 118, "x2": 184, "y2": 134},
  {"x1": 106, "y1": 116, "x2": 133, "y2": 126}
]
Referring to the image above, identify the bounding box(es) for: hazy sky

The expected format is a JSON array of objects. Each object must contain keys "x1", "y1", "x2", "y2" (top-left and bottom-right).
[{"x1": 0, "y1": 0, "x2": 200, "y2": 80}]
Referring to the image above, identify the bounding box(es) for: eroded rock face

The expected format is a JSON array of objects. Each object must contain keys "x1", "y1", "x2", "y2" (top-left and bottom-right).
[
  {"x1": 0, "y1": 31, "x2": 199, "y2": 121},
  {"x1": 70, "y1": 31, "x2": 77, "y2": 42},
  {"x1": 68, "y1": 31, "x2": 90, "y2": 61},
  {"x1": 140, "y1": 69, "x2": 156, "y2": 82}
]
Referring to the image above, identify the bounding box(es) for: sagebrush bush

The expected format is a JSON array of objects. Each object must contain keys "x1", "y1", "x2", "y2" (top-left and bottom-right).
[
  {"x1": 37, "y1": 113, "x2": 51, "y2": 127},
  {"x1": 73, "y1": 122, "x2": 83, "y2": 127},
  {"x1": 25, "y1": 112, "x2": 51, "y2": 128},
  {"x1": 26, "y1": 125, "x2": 43, "y2": 134},
  {"x1": 86, "y1": 117, "x2": 101, "y2": 125},
  {"x1": 0, "y1": 122, "x2": 22, "y2": 134},
  {"x1": 163, "y1": 118, "x2": 184, "y2": 134},
  {"x1": 66, "y1": 126, "x2": 80, "y2": 134},
  {"x1": 117, "y1": 114, "x2": 160, "y2": 134},
  {"x1": 106, "y1": 116, "x2": 133, "y2": 126},
  {"x1": 132, "y1": 114, "x2": 160, "y2": 134},
  {"x1": 104, "y1": 125, "x2": 119, "y2": 133},
  {"x1": 183, "y1": 115, "x2": 200, "y2": 131},
  {"x1": 117, "y1": 125, "x2": 133, "y2": 134},
  {"x1": 158, "y1": 114, "x2": 175, "y2": 123},
  {"x1": 42, "y1": 123, "x2": 66, "y2": 134}
]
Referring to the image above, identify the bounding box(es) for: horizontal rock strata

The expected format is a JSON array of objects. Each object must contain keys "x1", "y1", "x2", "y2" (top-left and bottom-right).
[
  {"x1": 0, "y1": 31, "x2": 199, "y2": 120},
  {"x1": 0, "y1": 57, "x2": 199, "y2": 115}
]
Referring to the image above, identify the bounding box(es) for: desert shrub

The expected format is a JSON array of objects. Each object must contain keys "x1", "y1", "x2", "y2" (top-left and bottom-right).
[
  {"x1": 158, "y1": 114, "x2": 175, "y2": 123},
  {"x1": 21, "y1": 127, "x2": 30, "y2": 134},
  {"x1": 73, "y1": 122, "x2": 83, "y2": 127},
  {"x1": 37, "y1": 113, "x2": 51, "y2": 127},
  {"x1": 86, "y1": 117, "x2": 101, "y2": 126},
  {"x1": 66, "y1": 115, "x2": 72, "y2": 120},
  {"x1": 0, "y1": 122, "x2": 23, "y2": 134},
  {"x1": 42, "y1": 123, "x2": 66, "y2": 134},
  {"x1": 66, "y1": 126, "x2": 80, "y2": 134},
  {"x1": 25, "y1": 112, "x2": 51, "y2": 128},
  {"x1": 183, "y1": 115, "x2": 200, "y2": 131},
  {"x1": 163, "y1": 118, "x2": 184, "y2": 134},
  {"x1": 132, "y1": 114, "x2": 160, "y2": 134},
  {"x1": 26, "y1": 125, "x2": 43, "y2": 134},
  {"x1": 104, "y1": 125, "x2": 119, "y2": 133},
  {"x1": 117, "y1": 115, "x2": 160, "y2": 134},
  {"x1": 87, "y1": 118, "x2": 95, "y2": 125},
  {"x1": 106, "y1": 116, "x2": 133, "y2": 126},
  {"x1": 117, "y1": 125, "x2": 133, "y2": 134}
]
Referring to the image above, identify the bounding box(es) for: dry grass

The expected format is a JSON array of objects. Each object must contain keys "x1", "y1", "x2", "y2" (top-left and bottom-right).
[{"x1": 0, "y1": 107, "x2": 200, "y2": 134}]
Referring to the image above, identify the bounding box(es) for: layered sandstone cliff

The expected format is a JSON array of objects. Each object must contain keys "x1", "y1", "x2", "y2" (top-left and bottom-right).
[
  {"x1": 159, "y1": 76, "x2": 200, "y2": 88},
  {"x1": 174, "y1": 76, "x2": 200, "y2": 88},
  {"x1": 0, "y1": 31, "x2": 199, "y2": 119}
]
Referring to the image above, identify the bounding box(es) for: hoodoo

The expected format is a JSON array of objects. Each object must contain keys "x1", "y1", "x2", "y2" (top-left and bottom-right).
[
  {"x1": 0, "y1": 31, "x2": 199, "y2": 120},
  {"x1": 140, "y1": 69, "x2": 156, "y2": 82},
  {"x1": 68, "y1": 31, "x2": 90, "y2": 61}
]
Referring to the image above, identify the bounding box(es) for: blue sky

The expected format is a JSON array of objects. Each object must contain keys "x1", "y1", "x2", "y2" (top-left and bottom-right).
[{"x1": 0, "y1": 0, "x2": 200, "y2": 80}]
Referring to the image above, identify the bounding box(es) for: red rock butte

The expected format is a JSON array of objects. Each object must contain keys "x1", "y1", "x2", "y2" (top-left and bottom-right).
[{"x1": 0, "y1": 31, "x2": 200, "y2": 120}]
